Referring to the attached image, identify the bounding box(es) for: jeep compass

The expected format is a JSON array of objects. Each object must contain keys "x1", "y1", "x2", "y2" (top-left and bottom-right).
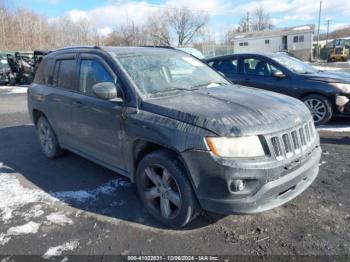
[{"x1": 28, "y1": 46, "x2": 322, "y2": 228}]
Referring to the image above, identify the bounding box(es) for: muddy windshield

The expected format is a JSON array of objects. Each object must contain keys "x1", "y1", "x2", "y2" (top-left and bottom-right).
[{"x1": 116, "y1": 52, "x2": 229, "y2": 96}]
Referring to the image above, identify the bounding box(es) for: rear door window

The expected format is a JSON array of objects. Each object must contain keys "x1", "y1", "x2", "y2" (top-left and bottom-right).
[
  {"x1": 213, "y1": 58, "x2": 238, "y2": 75},
  {"x1": 53, "y1": 59, "x2": 76, "y2": 90}
]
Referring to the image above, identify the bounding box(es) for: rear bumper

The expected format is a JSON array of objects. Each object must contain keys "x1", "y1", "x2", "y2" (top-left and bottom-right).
[{"x1": 181, "y1": 145, "x2": 321, "y2": 215}]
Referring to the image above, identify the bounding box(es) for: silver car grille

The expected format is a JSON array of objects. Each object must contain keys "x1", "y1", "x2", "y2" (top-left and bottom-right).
[{"x1": 267, "y1": 120, "x2": 316, "y2": 161}]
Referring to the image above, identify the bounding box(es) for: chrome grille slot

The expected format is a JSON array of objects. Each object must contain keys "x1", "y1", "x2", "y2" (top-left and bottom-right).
[
  {"x1": 268, "y1": 120, "x2": 316, "y2": 161},
  {"x1": 291, "y1": 131, "x2": 300, "y2": 152},
  {"x1": 282, "y1": 134, "x2": 292, "y2": 156},
  {"x1": 308, "y1": 121, "x2": 314, "y2": 138},
  {"x1": 271, "y1": 136, "x2": 283, "y2": 159},
  {"x1": 299, "y1": 128, "x2": 306, "y2": 146},
  {"x1": 305, "y1": 124, "x2": 311, "y2": 143}
]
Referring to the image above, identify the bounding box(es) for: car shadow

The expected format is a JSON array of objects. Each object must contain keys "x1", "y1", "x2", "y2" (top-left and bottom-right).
[{"x1": 0, "y1": 125, "x2": 224, "y2": 230}]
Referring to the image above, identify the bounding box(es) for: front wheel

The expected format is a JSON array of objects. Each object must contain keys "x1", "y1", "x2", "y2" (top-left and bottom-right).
[
  {"x1": 302, "y1": 94, "x2": 333, "y2": 125},
  {"x1": 136, "y1": 150, "x2": 200, "y2": 228}
]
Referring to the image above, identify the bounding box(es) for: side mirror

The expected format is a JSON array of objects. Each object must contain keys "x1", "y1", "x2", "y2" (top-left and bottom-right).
[
  {"x1": 218, "y1": 71, "x2": 226, "y2": 77},
  {"x1": 273, "y1": 70, "x2": 285, "y2": 78},
  {"x1": 92, "y1": 82, "x2": 118, "y2": 100}
]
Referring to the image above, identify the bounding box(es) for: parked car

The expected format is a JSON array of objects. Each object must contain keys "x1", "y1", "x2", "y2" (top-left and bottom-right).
[
  {"x1": 0, "y1": 54, "x2": 11, "y2": 84},
  {"x1": 205, "y1": 53, "x2": 350, "y2": 125},
  {"x1": 28, "y1": 46, "x2": 321, "y2": 228}
]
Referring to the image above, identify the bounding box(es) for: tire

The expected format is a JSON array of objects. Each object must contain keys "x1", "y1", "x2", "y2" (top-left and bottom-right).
[
  {"x1": 302, "y1": 94, "x2": 333, "y2": 125},
  {"x1": 135, "y1": 150, "x2": 201, "y2": 228},
  {"x1": 36, "y1": 116, "x2": 63, "y2": 159},
  {"x1": 8, "y1": 74, "x2": 16, "y2": 86}
]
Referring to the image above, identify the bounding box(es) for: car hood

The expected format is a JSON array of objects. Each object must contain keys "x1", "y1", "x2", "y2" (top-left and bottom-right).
[
  {"x1": 142, "y1": 85, "x2": 312, "y2": 136},
  {"x1": 305, "y1": 71, "x2": 350, "y2": 83}
]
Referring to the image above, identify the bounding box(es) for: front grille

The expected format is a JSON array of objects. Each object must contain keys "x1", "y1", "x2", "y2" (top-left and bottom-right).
[{"x1": 267, "y1": 120, "x2": 316, "y2": 161}]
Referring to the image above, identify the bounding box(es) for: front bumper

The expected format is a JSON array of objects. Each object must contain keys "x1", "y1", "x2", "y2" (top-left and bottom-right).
[{"x1": 181, "y1": 144, "x2": 321, "y2": 215}]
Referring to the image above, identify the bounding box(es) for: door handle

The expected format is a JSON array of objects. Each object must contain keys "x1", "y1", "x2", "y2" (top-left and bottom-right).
[
  {"x1": 244, "y1": 78, "x2": 251, "y2": 83},
  {"x1": 72, "y1": 100, "x2": 83, "y2": 107}
]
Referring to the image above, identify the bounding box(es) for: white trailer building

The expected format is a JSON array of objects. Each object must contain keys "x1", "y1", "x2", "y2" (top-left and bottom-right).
[{"x1": 231, "y1": 24, "x2": 315, "y2": 61}]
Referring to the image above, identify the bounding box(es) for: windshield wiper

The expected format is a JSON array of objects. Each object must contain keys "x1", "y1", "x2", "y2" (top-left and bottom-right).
[
  {"x1": 149, "y1": 87, "x2": 193, "y2": 95},
  {"x1": 190, "y1": 82, "x2": 227, "y2": 89}
]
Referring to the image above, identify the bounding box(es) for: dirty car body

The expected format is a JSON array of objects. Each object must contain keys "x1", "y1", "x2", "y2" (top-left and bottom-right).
[{"x1": 28, "y1": 46, "x2": 321, "y2": 227}]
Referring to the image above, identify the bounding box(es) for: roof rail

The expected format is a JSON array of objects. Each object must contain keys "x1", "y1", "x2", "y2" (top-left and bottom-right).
[
  {"x1": 138, "y1": 45, "x2": 175, "y2": 49},
  {"x1": 53, "y1": 45, "x2": 101, "y2": 52}
]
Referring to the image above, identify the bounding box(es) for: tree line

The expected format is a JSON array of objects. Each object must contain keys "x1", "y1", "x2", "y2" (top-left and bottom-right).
[{"x1": 0, "y1": 0, "x2": 280, "y2": 52}]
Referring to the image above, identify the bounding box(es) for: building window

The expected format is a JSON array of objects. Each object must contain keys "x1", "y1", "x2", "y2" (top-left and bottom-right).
[
  {"x1": 239, "y1": 42, "x2": 248, "y2": 46},
  {"x1": 293, "y1": 35, "x2": 304, "y2": 43},
  {"x1": 265, "y1": 39, "x2": 270, "y2": 44}
]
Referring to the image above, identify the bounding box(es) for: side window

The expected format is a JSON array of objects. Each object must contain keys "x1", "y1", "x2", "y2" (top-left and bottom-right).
[
  {"x1": 243, "y1": 58, "x2": 277, "y2": 76},
  {"x1": 79, "y1": 60, "x2": 113, "y2": 95},
  {"x1": 53, "y1": 59, "x2": 76, "y2": 90},
  {"x1": 214, "y1": 58, "x2": 238, "y2": 75}
]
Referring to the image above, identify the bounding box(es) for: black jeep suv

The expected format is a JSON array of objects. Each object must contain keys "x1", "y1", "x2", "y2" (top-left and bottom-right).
[{"x1": 28, "y1": 46, "x2": 321, "y2": 228}]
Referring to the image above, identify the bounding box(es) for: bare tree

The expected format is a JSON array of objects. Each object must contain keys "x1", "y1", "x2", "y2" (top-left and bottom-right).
[
  {"x1": 168, "y1": 7, "x2": 209, "y2": 47},
  {"x1": 146, "y1": 13, "x2": 171, "y2": 46},
  {"x1": 251, "y1": 7, "x2": 274, "y2": 32},
  {"x1": 238, "y1": 12, "x2": 251, "y2": 33}
]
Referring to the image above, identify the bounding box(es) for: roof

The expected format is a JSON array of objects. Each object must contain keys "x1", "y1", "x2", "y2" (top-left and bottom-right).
[
  {"x1": 231, "y1": 24, "x2": 315, "y2": 42},
  {"x1": 48, "y1": 46, "x2": 181, "y2": 57}
]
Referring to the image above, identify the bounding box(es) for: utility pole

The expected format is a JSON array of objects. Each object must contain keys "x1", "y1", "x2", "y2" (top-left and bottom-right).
[
  {"x1": 325, "y1": 19, "x2": 331, "y2": 46},
  {"x1": 316, "y1": 0, "x2": 322, "y2": 59}
]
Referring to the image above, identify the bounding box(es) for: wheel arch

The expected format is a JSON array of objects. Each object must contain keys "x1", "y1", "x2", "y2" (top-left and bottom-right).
[{"x1": 132, "y1": 139, "x2": 192, "y2": 185}]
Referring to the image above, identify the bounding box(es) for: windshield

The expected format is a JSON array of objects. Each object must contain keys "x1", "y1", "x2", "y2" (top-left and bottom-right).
[
  {"x1": 271, "y1": 55, "x2": 318, "y2": 74},
  {"x1": 115, "y1": 52, "x2": 229, "y2": 96}
]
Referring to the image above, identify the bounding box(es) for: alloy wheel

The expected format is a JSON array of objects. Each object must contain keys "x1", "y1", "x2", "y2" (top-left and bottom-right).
[
  {"x1": 142, "y1": 166, "x2": 182, "y2": 219},
  {"x1": 39, "y1": 121, "x2": 54, "y2": 155},
  {"x1": 303, "y1": 98, "x2": 326, "y2": 124}
]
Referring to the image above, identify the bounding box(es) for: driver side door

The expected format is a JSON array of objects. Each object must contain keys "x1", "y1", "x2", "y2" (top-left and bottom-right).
[
  {"x1": 240, "y1": 56, "x2": 291, "y2": 95},
  {"x1": 70, "y1": 54, "x2": 126, "y2": 172}
]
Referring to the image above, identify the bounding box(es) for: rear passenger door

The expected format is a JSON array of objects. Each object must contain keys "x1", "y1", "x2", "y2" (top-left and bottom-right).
[
  {"x1": 210, "y1": 57, "x2": 241, "y2": 83},
  {"x1": 48, "y1": 55, "x2": 77, "y2": 146},
  {"x1": 70, "y1": 54, "x2": 125, "y2": 171}
]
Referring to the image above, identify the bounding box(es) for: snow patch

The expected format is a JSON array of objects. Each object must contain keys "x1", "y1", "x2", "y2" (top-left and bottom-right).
[
  {"x1": 7, "y1": 221, "x2": 40, "y2": 235},
  {"x1": 317, "y1": 126, "x2": 350, "y2": 132},
  {"x1": 42, "y1": 240, "x2": 79, "y2": 259},
  {"x1": 0, "y1": 172, "x2": 57, "y2": 223},
  {"x1": 0, "y1": 233, "x2": 10, "y2": 246},
  {"x1": 0, "y1": 86, "x2": 28, "y2": 94},
  {"x1": 46, "y1": 212, "x2": 73, "y2": 226},
  {"x1": 293, "y1": 26, "x2": 311, "y2": 31},
  {"x1": 50, "y1": 178, "x2": 131, "y2": 203}
]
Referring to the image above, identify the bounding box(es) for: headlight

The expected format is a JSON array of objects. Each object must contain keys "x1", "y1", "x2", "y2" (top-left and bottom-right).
[
  {"x1": 329, "y1": 83, "x2": 350, "y2": 94},
  {"x1": 205, "y1": 136, "x2": 265, "y2": 158}
]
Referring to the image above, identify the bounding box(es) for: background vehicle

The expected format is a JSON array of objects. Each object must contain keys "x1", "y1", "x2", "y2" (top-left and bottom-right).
[
  {"x1": 206, "y1": 53, "x2": 350, "y2": 125},
  {"x1": 328, "y1": 46, "x2": 349, "y2": 62},
  {"x1": 0, "y1": 54, "x2": 12, "y2": 84},
  {"x1": 28, "y1": 46, "x2": 321, "y2": 228}
]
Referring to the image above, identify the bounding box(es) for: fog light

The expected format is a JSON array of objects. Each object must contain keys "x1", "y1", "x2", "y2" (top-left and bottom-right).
[{"x1": 231, "y1": 179, "x2": 245, "y2": 192}]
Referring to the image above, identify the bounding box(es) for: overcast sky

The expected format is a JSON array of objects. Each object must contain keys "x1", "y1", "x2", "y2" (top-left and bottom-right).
[{"x1": 13, "y1": 0, "x2": 350, "y2": 40}]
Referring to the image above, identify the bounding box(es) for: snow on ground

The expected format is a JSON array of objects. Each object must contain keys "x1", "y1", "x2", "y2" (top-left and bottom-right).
[
  {"x1": 46, "y1": 212, "x2": 73, "y2": 226},
  {"x1": 51, "y1": 178, "x2": 131, "y2": 204},
  {"x1": 42, "y1": 240, "x2": 79, "y2": 259},
  {"x1": 0, "y1": 85, "x2": 28, "y2": 95},
  {"x1": 0, "y1": 162, "x2": 130, "y2": 247},
  {"x1": 7, "y1": 221, "x2": 40, "y2": 235}
]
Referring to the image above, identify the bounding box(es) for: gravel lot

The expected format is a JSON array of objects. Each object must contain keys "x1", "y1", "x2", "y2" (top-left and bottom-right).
[{"x1": 0, "y1": 87, "x2": 349, "y2": 260}]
